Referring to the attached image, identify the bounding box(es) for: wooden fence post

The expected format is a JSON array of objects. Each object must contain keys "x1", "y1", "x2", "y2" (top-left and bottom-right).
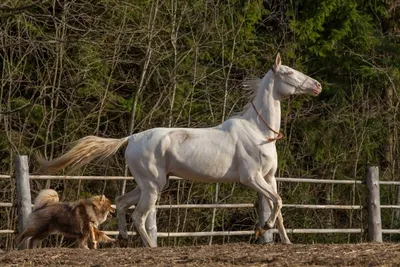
[
  {"x1": 15, "y1": 155, "x2": 32, "y2": 248},
  {"x1": 366, "y1": 166, "x2": 382, "y2": 242},
  {"x1": 257, "y1": 193, "x2": 273, "y2": 243}
]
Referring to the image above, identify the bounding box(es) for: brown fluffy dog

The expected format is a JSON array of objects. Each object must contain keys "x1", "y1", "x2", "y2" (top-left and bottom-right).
[{"x1": 16, "y1": 189, "x2": 115, "y2": 249}]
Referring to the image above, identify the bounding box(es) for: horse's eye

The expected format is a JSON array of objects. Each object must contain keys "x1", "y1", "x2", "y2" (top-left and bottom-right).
[{"x1": 286, "y1": 71, "x2": 294, "y2": 75}]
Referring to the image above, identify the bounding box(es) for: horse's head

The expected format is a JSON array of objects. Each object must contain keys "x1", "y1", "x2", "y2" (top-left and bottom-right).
[{"x1": 271, "y1": 53, "x2": 322, "y2": 97}]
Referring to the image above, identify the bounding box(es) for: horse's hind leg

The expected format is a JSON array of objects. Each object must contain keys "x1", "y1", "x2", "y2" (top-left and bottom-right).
[
  {"x1": 132, "y1": 183, "x2": 159, "y2": 247},
  {"x1": 145, "y1": 177, "x2": 170, "y2": 245},
  {"x1": 145, "y1": 207, "x2": 157, "y2": 246},
  {"x1": 115, "y1": 187, "x2": 141, "y2": 240}
]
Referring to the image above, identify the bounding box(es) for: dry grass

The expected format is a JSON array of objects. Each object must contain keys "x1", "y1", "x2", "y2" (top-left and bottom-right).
[{"x1": 1, "y1": 243, "x2": 398, "y2": 266}]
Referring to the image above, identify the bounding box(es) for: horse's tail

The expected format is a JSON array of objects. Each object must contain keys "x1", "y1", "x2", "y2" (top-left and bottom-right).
[{"x1": 36, "y1": 136, "x2": 130, "y2": 174}]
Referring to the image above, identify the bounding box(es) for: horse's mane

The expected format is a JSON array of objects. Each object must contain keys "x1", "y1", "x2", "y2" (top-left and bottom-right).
[{"x1": 230, "y1": 78, "x2": 261, "y2": 118}]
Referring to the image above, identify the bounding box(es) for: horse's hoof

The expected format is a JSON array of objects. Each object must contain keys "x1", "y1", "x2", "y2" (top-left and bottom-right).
[{"x1": 254, "y1": 225, "x2": 266, "y2": 239}]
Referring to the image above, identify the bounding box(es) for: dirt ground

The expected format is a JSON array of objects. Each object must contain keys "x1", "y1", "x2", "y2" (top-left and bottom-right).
[{"x1": 1, "y1": 243, "x2": 399, "y2": 266}]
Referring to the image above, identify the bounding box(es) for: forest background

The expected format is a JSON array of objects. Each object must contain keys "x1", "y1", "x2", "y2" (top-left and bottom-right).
[{"x1": 0, "y1": 0, "x2": 400, "y2": 248}]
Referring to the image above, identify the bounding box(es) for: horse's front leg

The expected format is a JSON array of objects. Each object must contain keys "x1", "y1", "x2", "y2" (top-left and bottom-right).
[
  {"x1": 262, "y1": 174, "x2": 291, "y2": 244},
  {"x1": 240, "y1": 171, "x2": 282, "y2": 232}
]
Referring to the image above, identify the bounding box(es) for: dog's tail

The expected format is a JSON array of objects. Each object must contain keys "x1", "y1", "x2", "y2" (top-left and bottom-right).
[
  {"x1": 34, "y1": 189, "x2": 59, "y2": 210},
  {"x1": 36, "y1": 136, "x2": 130, "y2": 174}
]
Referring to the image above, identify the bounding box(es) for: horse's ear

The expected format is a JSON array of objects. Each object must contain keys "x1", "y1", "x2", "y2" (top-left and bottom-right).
[{"x1": 274, "y1": 53, "x2": 281, "y2": 69}]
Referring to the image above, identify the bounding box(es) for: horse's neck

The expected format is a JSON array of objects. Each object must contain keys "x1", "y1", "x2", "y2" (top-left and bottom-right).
[{"x1": 243, "y1": 74, "x2": 282, "y2": 138}]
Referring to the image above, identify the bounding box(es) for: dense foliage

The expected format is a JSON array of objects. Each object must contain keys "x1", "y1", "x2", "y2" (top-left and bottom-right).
[{"x1": 0, "y1": 0, "x2": 399, "y2": 248}]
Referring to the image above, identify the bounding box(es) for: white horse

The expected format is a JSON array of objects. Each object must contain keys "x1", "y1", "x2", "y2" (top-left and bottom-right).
[{"x1": 37, "y1": 54, "x2": 322, "y2": 247}]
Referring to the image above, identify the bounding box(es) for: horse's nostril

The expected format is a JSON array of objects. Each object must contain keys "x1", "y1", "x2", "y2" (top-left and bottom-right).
[{"x1": 316, "y1": 82, "x2": 321, "y2": 88}]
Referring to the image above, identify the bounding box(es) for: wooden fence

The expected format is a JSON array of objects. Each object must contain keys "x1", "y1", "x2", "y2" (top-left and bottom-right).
[{"x1": 2, "y1": 155, "x2": 399, "y2": 244}]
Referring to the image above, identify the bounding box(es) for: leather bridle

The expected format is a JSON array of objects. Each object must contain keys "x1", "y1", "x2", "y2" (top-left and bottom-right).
[
  {"x1": 270, "y1": 66, "x2": 309, "y2": 93},
  {"x1": 251, "y1": 101, "x2": 284, "y2": 142},
  {"x1": 250, "y1": 67, "x2": 312, "y2": 142}
]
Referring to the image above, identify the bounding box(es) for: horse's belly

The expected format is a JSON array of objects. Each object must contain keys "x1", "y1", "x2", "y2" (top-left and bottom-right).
[
  {"x1": 166, "y1": 130, "x2": 239, "y2": 182},
  {"x1": 170, "y1": 166, "x2": 240, "y2": 183},
  {"x1": 169, "y1": 155, "x2": 239, "y2": 182}
]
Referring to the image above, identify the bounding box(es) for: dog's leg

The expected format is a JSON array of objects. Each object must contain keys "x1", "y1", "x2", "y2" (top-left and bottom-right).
[
  {"x1": 24, "y1": 237, "x2": 31, "y2": 250},
  {"x1": 16, "y1": 227, "x2": 37, "y2": 249},
  {"x1": 28, "y1": 231, "x2": 49, "y2": 249},
  {"x1": 77, "y1": 235, "x2": 90, "y2": 249},
  {"x1": 16, "y1": 236, "x2": 28, "y2": 250},
  {"x1": 30, "y1": 238, "x2": 42, "y2": 249},
  {"x1": 94, "y1": 228, "x2": 116, "y2": 244},
  {"x1": 18, "y1": 227, "x2": 48, "y2": 249},
  {"x1": 89, "y1": 223, "x2": 97, "y2": 249}
]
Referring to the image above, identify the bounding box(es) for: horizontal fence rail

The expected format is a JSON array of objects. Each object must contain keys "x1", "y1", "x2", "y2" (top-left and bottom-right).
[
  {"x1": 0, "y1": 174, "x2": 365, "y2": 184},
  {"x1": 0, "y1": 202, "x2": 365, "y2": 210},
  {"x1": 3, "y1": 229, "x2": 396, "y2": 235},
  {"x1": 0, "y1": 229, "x2": 367, "y2": 236},
  {"x1": 1, "y1": 202, "x2": 396, "y2": 210},
  {"x1": 103, "y1": 228, "x2": 366, "y2": 237}
]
